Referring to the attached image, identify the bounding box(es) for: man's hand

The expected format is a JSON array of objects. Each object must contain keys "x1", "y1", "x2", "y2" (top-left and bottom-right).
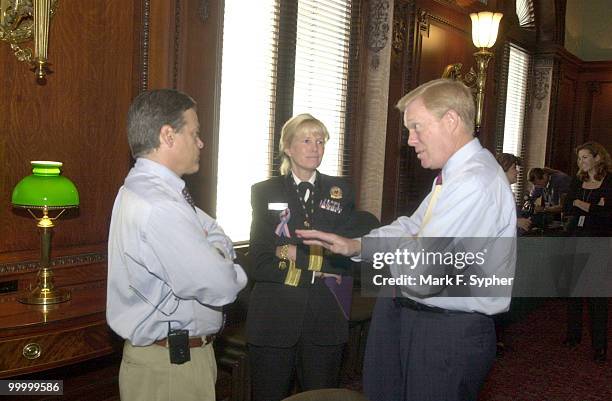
[
  {"x1": 517, "y1": 217, "x2": 531, "y2": 232},
  {"x1": 296, "y1": 229, "x2": 361, "y2": 257}
]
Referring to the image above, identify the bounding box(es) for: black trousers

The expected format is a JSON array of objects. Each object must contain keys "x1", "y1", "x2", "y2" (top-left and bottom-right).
[
  {"x1": 248, "y1": 341, "x2": 344, "y2": 401},
  {"x1": 566, "y1": 297, "x2": 609, "y2": 350},
  {"x1": 363, "y1": 297, "x2": 496, "y2": 401}
]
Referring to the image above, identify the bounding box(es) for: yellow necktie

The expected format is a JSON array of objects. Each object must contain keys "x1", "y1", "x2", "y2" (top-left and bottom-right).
[{"x1": 418, "y1": 174, "x2": 443, "y2": 236}]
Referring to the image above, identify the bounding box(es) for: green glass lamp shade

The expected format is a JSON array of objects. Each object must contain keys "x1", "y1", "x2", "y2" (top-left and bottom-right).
[{"x1": 11, "y1": 161, "x2": 79, "y2": 208}]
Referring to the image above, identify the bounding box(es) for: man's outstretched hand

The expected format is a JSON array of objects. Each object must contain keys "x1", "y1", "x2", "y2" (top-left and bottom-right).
[{"x1": 295, "y1": 229, "x2": 361, "y2": 257}]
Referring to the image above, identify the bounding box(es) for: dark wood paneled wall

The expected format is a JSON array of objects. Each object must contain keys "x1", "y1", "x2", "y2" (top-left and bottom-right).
[
  {"x1": 0, "y1": 1, "x2": 142, "y2": 269},
  {"x1": 577, "y1": 62, "x2": 612, "y2": 157},
  {"x1": 381, "y1": 0, "x2": 502, "y2": 223},
  {"x1": 538, "y1": 45, "x2": 612, "y2": 174},
  {"x1": 543, "y1": 47, "x2": 581, "y2": 175},
  {"x1": 146, "y1": 0, "x2": 223, "y2": 216},
  {"x1": 0, "y1": 0, "x2": 220, "y2": 282}
]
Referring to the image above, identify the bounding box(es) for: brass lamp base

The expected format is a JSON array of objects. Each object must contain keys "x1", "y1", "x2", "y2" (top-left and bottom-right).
[{"x1": 19, "y1": 286, "x2": 71, "y2": 305}]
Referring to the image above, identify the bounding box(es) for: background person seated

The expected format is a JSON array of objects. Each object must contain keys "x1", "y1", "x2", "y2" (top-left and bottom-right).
[
  {"x1": 527, "y1": 167, "x2": 572, "y2": 215},
  {"x1": 496, "y1": 153, "x2": 531, "y2": 234}
]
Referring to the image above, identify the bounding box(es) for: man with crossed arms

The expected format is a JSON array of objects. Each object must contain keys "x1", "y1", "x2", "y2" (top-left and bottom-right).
[
  {"x1": 298, "y1": 79, "x2": 516, "y2": 401},
  {"x1": 107, "y1": 89, "x2": 247, "y2": 401}
]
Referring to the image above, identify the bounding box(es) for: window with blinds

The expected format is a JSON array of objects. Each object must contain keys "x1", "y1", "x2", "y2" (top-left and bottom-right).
[
  {"x1": 293, "y1": 0, "x2": 352, "y2": 175},
  {"x1": 502, "y1": 44, "x2": 531, "y2": 198},
  {"x1": 216, "y1": 0, "x2": 357, "y2": 242}
]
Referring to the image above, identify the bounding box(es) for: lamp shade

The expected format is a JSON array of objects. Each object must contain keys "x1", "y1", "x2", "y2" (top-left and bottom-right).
[
  {"x1": 470, "y1": 12, "x2": 503, "y2": 48},
  {"x1": 11, "y1": 161, "x2": 79, "y2": 208}
]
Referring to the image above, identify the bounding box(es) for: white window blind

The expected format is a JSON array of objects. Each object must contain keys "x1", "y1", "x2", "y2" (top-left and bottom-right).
[
  {"x1": 216, "y1": 0, "x2": 279, "y2": 242},
  {"x1": 216, "y1": 0, "x2": 354, "y2": 242},
  {"x1": 293, "y1": 0, "x2": 352, "y2": 176},
  {"x1": 515, "y1": 0, "x2": 535, "y2": 29},
  {"x1": 502, "y1": 45, "x2": 530, "y2": 196}
]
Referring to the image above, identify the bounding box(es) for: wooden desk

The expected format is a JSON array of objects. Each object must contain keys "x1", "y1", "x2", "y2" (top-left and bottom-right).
[{"x1": 0, "y1": 283, "x2": 118, "y2": 378}]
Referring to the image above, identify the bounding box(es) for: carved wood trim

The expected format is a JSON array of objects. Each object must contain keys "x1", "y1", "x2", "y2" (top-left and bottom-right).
[
  {"x1": 391, "y1": 1, "x2": 412, "y2": 69},
  {"x1": 582, "y1": 81, "x2": 602, "y2": 143},
  {"x1": 367, "y1": 0, "x2": 390, "y2": 69},
  {"x1": 173, "y1": 0, "x2": 181, "y2": 89},
  {"x1": 199, "y1": 0, "x2": 209, "y2": 22},
  {"x1": 587, "y1": 81, "x2": 602, "y2": 96},
  {"x1": 397, "y1": 2, "x2": 417, "y2": 215},
  {"x1": 381, "y1": 0, "x2": 416, "y2": 223},
  {"x1": 417, "y1": 9, "x2": 429, "y2": 37},
  {"x1": 419, "y1": 9, "x2": 467, "y2": 34},
  {"x1": 140, "y1": 0, "x2": 151, "y2": 91},
  {"x1": 533, "y1": 68, "x2": 551, "y2": 110},
  {"x1": 0, "y1": 280, "x2": 106, "y2": 304},
  {"x1": 0, "y1": 253, "x2": 107, "y2": 275},
  {"x1": 545, "y1": 58, "x2": 561, "y2": 167}
]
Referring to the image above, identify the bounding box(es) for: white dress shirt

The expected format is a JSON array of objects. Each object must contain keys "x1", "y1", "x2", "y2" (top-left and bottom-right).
[
  {"x1": 366, "y1": 138, "x2": 517, "y2": 314},
  {"x1": 107, "y1": 158, "x2": 248, "y2": 346}
]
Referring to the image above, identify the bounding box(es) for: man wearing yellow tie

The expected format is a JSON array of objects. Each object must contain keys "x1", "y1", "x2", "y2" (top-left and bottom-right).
[{"x1": 298, "y1": 79, "x2": 516, "y2": 401}]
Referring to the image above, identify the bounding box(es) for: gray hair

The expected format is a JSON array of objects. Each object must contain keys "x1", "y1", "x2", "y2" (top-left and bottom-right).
[{"x1": 127, "y1": 89, "x2": 196, "y2": 157}]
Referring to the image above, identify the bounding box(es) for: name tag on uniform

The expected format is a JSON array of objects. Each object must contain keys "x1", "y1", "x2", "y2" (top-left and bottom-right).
[{"x1": 268, "y1": 202, "x2": 288, "y2": 211}]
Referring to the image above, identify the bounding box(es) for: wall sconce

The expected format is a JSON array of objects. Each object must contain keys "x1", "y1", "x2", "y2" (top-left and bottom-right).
[
  {"x1": 11, "y1": 161, "x2": 79, "y2": 305},
  {"x1": 442, "y1": 11, "x2": 503, "y2": 134},
  {"x1": 0, "y1": 0, "x2": 58, "y2": 81}
]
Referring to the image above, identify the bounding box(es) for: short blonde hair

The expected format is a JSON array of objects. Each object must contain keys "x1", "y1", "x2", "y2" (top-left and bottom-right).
[
  {"x1": 279, "y1": 114, "x2": 330, "y2": 175},
  {"x1": 396, "y1": 78, "x2": 475, "y2": 135}
]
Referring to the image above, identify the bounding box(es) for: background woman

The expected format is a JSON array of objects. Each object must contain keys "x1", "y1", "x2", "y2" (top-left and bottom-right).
[
  {"x1": 496, "y1": 153, "x2": 532, "y2": 233},
  {"x1": 562, "y1": 141, "x2": 611, "y2": 363},
  {"x1": 246, "y1": 114, "x2": 377, "y2": 401},
  {"x1": 494, "y1": 153, "x2": 531, "y2": 356}
]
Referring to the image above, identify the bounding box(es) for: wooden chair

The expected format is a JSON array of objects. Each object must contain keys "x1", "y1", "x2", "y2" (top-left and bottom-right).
[{"x1": 282, "y1": 388, "x2": 369, "y2": 401}]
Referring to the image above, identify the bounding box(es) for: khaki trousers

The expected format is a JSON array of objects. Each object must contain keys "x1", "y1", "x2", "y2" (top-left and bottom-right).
[{"x1": 119, "y1": 340, "x2": 217, "y2": 401}]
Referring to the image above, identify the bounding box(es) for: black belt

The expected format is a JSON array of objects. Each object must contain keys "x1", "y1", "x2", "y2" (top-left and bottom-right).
[
  {"x1": 154, "y1": 335, "x2": 215, "y2": 348},
  {"x1": 393, "y1": 297, "x2": 469, "y2": 315}
]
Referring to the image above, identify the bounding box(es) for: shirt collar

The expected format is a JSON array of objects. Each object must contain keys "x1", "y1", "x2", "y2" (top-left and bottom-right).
[
  {"x1": 441, "y1": 137, "x2": 482, "y2": 182},
  {"x1": 291, "y1": 170, "x2": 317, "y2": 186},
  {"x1": 134, "y1": 158, "x2": 186, "y2": 193}
]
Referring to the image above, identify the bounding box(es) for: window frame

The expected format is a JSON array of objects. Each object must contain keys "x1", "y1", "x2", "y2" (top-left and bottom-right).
[{"x1": 214, "y1": 0, "x2": 366, "y2": 242}]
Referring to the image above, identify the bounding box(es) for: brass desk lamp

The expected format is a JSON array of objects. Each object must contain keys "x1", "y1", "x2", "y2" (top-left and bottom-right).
[{"x1": 11, "y1": 161, "x2": 79, "y2": 304}]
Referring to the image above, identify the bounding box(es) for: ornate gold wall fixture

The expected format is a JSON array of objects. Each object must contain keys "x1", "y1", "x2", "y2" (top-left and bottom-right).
[
  {"x1": 0, "y1": 0, "x2": 58, "y2": 81},
  {"x1": 442, "y1": 11, "x2": 502, "y2": 135}
]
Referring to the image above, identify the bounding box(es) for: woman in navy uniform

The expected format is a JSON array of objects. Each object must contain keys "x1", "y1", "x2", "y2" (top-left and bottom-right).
[{"x1": 247, "y1": 114, "x2": 376, "y2": 401}]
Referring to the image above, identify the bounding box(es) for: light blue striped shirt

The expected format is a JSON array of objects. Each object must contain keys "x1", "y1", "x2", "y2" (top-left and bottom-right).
[
  {"x1": 367, "y1": 138, "x2": 517, "y2": 314},
  {"x1": 107, "y1": 158, "x2": 247, "y2": 345}
]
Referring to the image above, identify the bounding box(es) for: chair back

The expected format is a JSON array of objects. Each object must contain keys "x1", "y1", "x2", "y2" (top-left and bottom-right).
[{"x1": 281, "y1": 388, "x2": 369, "y2": 401}]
